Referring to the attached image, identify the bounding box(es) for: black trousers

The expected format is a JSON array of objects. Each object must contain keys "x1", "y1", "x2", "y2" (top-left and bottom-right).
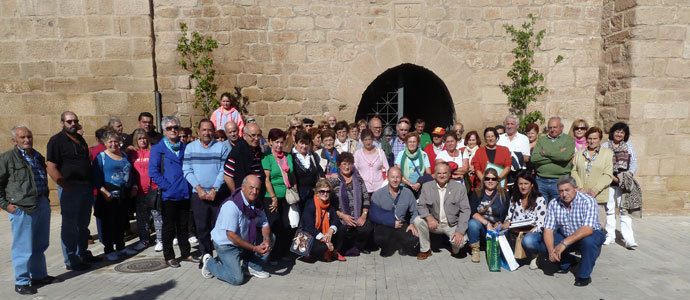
[
  {"x1": 191, "y1": 193, "x2": 220, "y2": 256},
  {"x1": 162, "y1": 199, "x2": 191, "y2": 261},
  {"x1": 339, "y1": 219, "x2": 374, "y2": 251},
  {"x1": 263, "y1": 196, "x2": 296, "y2": 259},
  {"x1": 310, "y1": 230, "x2": 345, "y2": 259},
  {"x1": 100, "y1": 197, "x2": 128, "y2": 254},
  {"x1": 374, "y1": 224, "x2": 418, "y2": 256}
]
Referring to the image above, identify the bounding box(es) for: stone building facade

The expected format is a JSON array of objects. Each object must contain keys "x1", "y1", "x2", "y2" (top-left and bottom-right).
[{"x1": 0, "y1": 0, "x2": 688, "y2": 214}]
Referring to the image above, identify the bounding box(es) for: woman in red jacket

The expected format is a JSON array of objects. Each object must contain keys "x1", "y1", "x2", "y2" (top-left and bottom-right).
[{"x1": 471, "y1": 127, "x2": 511, "y2": 189}]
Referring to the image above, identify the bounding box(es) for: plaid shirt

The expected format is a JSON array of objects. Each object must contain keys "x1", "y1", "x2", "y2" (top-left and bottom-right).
[
  {"x1": 543, "y1": 190, "x2": 601, "y2": 237},
  {"x1": 390, "y1": 136, "x2": 407, "y2": 159},
  {"x1": 18, "y1": 147, "x2": 48, "y2": 195}
]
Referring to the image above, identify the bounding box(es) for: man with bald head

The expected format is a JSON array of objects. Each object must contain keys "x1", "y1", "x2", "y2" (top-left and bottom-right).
[
  {"x1": 223, "y1": 121, "x2": 240, "y2": 152},
  {"x1": 369, "y1": 167, "x2": 419, "y2": 257},
  {"x1": 223, "y1": 123, "x2": 265, "y2": 192},
  {"x1": 1, "y1": 126, "x2": 63, "y2": 295},
  {"x1": 327, "y1": 115, "x2": 337, "y2": 129},
  {"x1": 530, "y1": 116, "x2": 575, "y2": 202},
  {"x1": 202, "y1": 175, "x2": 272, "y2": 284}
]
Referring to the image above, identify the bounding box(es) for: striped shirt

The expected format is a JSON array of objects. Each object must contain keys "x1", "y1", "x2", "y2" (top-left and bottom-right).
[
  {"x1": 223, "y1": 139, "x2": 264, "y2": 182},
  {"x1": 182, "y1": 139, "x2": 229, "y2": 192},
  {"x1": 18, "y1": 148, "x2": 48, "y2": 195},
  {"x1": 543, "y1": 190, "x2": 601, "y2": 237},
  {"x1": 390, "y1": 136, "x2": 407, "y2": 160}
]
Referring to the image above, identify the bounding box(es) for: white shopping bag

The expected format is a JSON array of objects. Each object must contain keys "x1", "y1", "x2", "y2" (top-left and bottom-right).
[
  {"x1": 498, "y1": 234, "x2": 520, "y2": 271},
  {"x1": 288, "y1": 203, "x2": 300, "y2": 228}
]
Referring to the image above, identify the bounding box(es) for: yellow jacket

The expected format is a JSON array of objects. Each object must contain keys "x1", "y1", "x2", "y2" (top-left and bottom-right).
[{"x1": 571, "y1": 147, "x2": 614, "y2": 204}]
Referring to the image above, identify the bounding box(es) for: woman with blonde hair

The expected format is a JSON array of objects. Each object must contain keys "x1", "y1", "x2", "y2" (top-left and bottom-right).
[
  {"x1": 283, "y1": 117, "x2": 303, "y2": 153},
  {"x1": 570, "y1": 119, "x2": 589, "y2": 152},
  {"x1": 467, "y1": 168, "x2": 509, "y2": 263}
]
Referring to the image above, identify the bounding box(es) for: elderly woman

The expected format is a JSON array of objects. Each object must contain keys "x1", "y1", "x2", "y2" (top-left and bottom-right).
[
  {"x1": 315, "y1": 129, "x2": 340, "y2": 176},
  {"x1": 93, "y1": 130, "x2": 137, "y2": 261},
  {"x1": 291, "y1": 130, "x2": 323, "y2": 212},
  {"x1": 502, "y1": 170, "x2": 547, "y2": 270},
  {"x1": 525, "y1": 123, "x2": 540, "y2": 153},
  {"x1": 602, "y1": 122, "x2": 639, "y2": 247},
  {"x1": 467, "y1": 168, "x2": 509, "y2": 263},
  {"x1": 210, "y1": 92, "x2": 244, "y2": 136},
  {"x1": 354, "y1": 129, "x2": 389, "y2": 194},
  {"x1": 394, "y1": 132, "x2": 432, "y2": 195},
  {"x1": 570, "y1": 119, "x2": 589, "y2": 152},
  {"x1": 435, "y1": 131, "x2": 469, "y2": 184},
  {"x1": 282, "y1": 117, "x2": 303, "y2": 153},
  {"x1": 571, "y1": 127, "x2": 613, "y2": 241},
  {"x1": 128, "y1": 128, "x2": 164, "y2": 252},
  {"x1": 329, "y1": 152, "x2": 373, "y2": 256},
  {"x1": 300, "y1": 179, "x2": 346, "y2": 262},
  {"x1": 334, "y1": 121, "x2": 357, "y2": 153},
  {"x1": 262, "y1": 128, "x2": 298, "y2": 262},
  {"x1": 348, "y1": 122, "x2": 360, "y2": 144},
  {"x1": 471, "y1": 127, "x2": 511, "y2": 189}
]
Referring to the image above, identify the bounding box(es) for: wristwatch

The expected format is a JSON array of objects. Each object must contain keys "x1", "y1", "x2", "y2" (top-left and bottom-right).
[{"x1": 560, "y1": 241, "x2": 568, "y2": 247}]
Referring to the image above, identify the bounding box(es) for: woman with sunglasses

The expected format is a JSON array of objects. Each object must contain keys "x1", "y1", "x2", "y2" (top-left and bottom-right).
[
  {"x1": 300, "y1": 179, "x2": 346, "y2": 262},
  {"x1": 570, "y1": 119, "x2": 589, "y2": 153},
  {"x1": 283, "y1": 117, "x2": 303, "y2": 153},
  {"x1": 467, "y1": 168, "x2": 509, "y2": 263}
]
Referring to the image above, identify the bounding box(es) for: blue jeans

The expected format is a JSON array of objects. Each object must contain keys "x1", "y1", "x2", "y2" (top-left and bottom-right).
[
  {"x1": 522, "y1": 230, "x2": 605, "y2": 279},
  {"x1": 208, "y1": 241, "x2": 270, "y2": 285},
  {"x1": 467, "y1": 219, "x2": 487, "y2": 244},
  {"x1": 536, "y1": 176, "x2": 559, "y2": 203},
  {"x1": 8, "y1": 197, "x2": 51, "y2": 285},
  {"x1": 58, "y1": 182, "x2": 93, "y2": 267}
]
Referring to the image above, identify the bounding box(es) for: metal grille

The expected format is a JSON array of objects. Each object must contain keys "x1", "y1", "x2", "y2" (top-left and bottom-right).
[{"x1": 367, "y1": 88, "x2": 404, "y2": 130}]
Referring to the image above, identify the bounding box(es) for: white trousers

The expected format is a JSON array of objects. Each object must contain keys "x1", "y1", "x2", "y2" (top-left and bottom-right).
[
  {"x1": 606, "y1": 186, "x2": 636, "y2": 244},
  {"x1": 413, "y1": 216, "x2": 467, "y2": 254}
]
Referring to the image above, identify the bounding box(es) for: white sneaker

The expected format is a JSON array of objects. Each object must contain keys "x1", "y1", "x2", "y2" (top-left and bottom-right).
[
  {"x1": 529, "y1": 256, "x2": 539, "y2": 270},
  {"x1": 106, "y1": 252, "x2": 119, "y2": 261},
  {"x1": 603, "y1": 236, "x2": 615, "y2": 245},
  {"x1": 248, "y1": 266, "x2": 270, "y2": 279},
  {"x1": 173, "y1": 238, "x2": 178, "y2": 245},
  {"x1": 119, "y1": 248, "x2": 138, "y2": 256},
  {"x1": 625, "y1": 241, "x2": 639, "y2": 248},
  {"x1": 201, "y1": 254, "x2": 213, "y2": 279},
  {"x1": 133, "y1": 241, "x2": 148, "y2": 251},
  {"x1": 154, "y1": 241, "x2": 163, "y2": 252},
  {"x1": 188, "y1": 236, "x2": 198, "y2": 244}
]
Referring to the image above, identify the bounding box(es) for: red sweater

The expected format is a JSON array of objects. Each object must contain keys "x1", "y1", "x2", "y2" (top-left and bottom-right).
[
  {"x1": 423, "y1": 143, "x2": 440, "y2": 174},
  {"x1": 471, "y1": 145, "x2": 511, "y2": 188}
]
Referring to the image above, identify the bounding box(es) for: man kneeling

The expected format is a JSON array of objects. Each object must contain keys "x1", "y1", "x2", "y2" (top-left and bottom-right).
[
  {"x1": 413, "y1": 162, "x2": 471, "y2": 260},
  {"x1": 521, "y1": 176, "x2": 605, "y2": 287},
  {"x1": 369, "y1": 167, "x2": 419, "y2": 256},
  {"x1": 201, "y1": 175, "x2": 271, "y2": 284}
]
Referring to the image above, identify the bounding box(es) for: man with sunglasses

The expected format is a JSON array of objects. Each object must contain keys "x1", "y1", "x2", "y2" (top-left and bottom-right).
[{"x1": 47, "y1": 111, "x2": 98, "y2": 271}]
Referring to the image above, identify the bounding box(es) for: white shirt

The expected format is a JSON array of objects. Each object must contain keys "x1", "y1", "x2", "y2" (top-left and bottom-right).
[
  {"x1": 454, "y1": 139, "x2": 465, "y2": 149},
  {"x1": 436, "y1": 150, "x2": 464, "y2": 168},
  {"x1": 497, "y1": 132, "x2": 530, "y2": 157},
  {"x1": 437, "y1": 183, "x2": 448, "y2": 225}
]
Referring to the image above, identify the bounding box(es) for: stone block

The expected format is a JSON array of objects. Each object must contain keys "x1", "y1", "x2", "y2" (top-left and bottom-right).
[
  {"x1": 25, "y1": 40, "x2": 60, "y2": 60},
  {"x1": 665, "y1": 59, "x2": 690, "y2": 78},
  {"x1": 287, "y1": 44, "x2": 306, "y2": 62},
  {"x1": 467, "y1": 22, "x2": 493, "y2": 38},
  {"x1": 286, "y1": 16, "x2": 314, "y2": 31},
  {"x1": 307, "y1": 44, "x2": 337, "y2": 62},
  {"x1": 315, "y1": 16, "x2": 342, "y2": 29},
  {"x1": 45, "y1": 78, "x2": 77, "y2": 93},
  {"x1": 58, "y1": 17, "x2": 86, "y2": 38},
  {"x1": 87, "y1": 16, "x2": 114, "y2": 36},
  {"x1": 238, "y1": 16, "x2": 268, "y2": 30},
  {"x1": 644, "y1": 103, "x2": 689, "y2": 119},
  {"x1": 237, "y1": 74, "x2": 257, "y2": 87},
  {"x1": 129, "y1": 16, "x2": 151, "y2": 37},
  {"x1": 480, "y1": 86, "x2": 507, "y2": 104},
  {"x1": 60, "y1": 0, "x2": 85, "y2": 15},
  {"x1": 261, "y1": 87, "x2": 286, "y2": 101},
  {"x1": 299, "y1": 31, "x2": 325, "y2": 43},
  {"x1": 658, "y1": 26, "x2": 687, "y2": 41},
  {"x1": 90, "y1": 40, "x2": 105, "y2": 58},
  {"x1": 75, "y1": 77, "x2": 115, "y2": 93},
  {"x1": 104, "y1": 39, "x2": 133, "y2": 59},
  {"x1": 305, "y1": 87, "x2": 329, "y2": 100},
  {"x1": 249, "y1": 44, "x2": 271, "y2": 61},
  {"x1": 114, "y1": 77, "x2": 154, "y2": 92},
  {"x1": 89, "y1": 60, "x2": 133, "y2": 76},
  {"x1": 396, "y1": 35, "x2": 417, "y2": 63},
  {"x1": 0, "y1": 63, "x2": 20, "y2": 77},
  {"x1": 635, "y1": 7, "x2": 676, "y2": 25},
  {"x1": 268, "y1": 32, "x2": 297, "y2": 44},
  {"x1": 33, "y1": 18, "x2": 58, "y2": 38},
  {"x1": 269, "y1": 101, "x2": 302, "y2": 115},
  {"x1": 257, "y1": 76, "x2": 280, "y2": 88}
]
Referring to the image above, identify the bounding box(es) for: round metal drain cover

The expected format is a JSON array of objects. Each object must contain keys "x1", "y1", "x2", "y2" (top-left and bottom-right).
[{"x1": 114, "y1": 258, "x2": 167, "y2": 273}]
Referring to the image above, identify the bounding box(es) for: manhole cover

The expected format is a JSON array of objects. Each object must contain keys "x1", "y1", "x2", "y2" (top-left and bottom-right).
[{"x1": 114, "y1": 258, "x2": 167, "y2": 273}]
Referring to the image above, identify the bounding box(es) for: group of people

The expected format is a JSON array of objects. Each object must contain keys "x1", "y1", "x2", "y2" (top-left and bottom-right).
[{"x1": 1, "y1": 97, "x2": 641, "y2": 294}]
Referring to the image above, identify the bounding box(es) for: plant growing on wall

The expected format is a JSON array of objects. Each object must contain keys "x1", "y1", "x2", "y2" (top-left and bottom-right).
[
  {"x1": 177, "y1": 23, "x2": 219, "y2": 117},
  {"x1": 500, "y1": 14, "x2": 563, "y2": 132}
]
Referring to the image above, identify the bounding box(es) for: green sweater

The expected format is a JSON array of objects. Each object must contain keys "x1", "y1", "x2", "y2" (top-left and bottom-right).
[
  {"x1": 530, "y1": 134, "x2": 575, "y2": 179},
  {"x1": 419, "y1": 132, "x2": 432, "y2": 150},
  {"x1": 261, "y1": 153, "x2": 294, "y2": 198}
]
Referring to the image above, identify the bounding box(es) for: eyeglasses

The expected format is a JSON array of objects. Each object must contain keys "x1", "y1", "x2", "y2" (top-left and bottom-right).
[
  {"x1": 246, "y1": 133, "x2": 261, "y2": 139},
  {"x1": 165, "y1": 126, "x2": 180, "y2": 131},
  {"x1": 575, "y1": 127, "x2": 586, "y2": 131},
  {"x1": 65, "y1": 119, "x2": 79, "y2": 124},
  {"x1": 290, "y1": 125, "x2": 304, "y2": 130},
  {"x1": 485, "y1": 177, "x2": 498, "y2": 182},
  {"x1": 317, "y1": 190, "x2": 330, "y2": 195}
]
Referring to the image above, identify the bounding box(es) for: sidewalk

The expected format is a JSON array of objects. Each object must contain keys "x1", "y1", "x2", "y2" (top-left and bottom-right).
[{"x1": 1, "y1": 213, "x2": 688, "y2": 299}]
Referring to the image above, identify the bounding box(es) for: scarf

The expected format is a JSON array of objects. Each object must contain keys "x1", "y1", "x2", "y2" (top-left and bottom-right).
[
  {"x1": 314, "y1": 195, "x2": 331, "y2": 235},
  {"x1": 464, "y1": 145, "x2": 479, "y2": 162},
  {"x1": 163, "y1": 137, "x2": 181, "y2": 154},
  {"x1": 323, "y1": 148, "x2": 338, "y2": 175},
  {"x1": 610, "y1": 141, "x2": 631, "y2": 173},
  {"x1": 574, "y1": 136, "x2": 586, "y2": 152},
  {"x1": 399, "y1": 147, "x2": 424, "y2": 180},
  {"x1": 338, "y1": 170, "x2": 363, "y2": 220},
  {"x1": 583, "y1": 147, "x2": 599, "y2": 175},
  {"x1": 273, "y1": 150, "x2": 292, "y2": 188},
  {"x1": 229, "y1": 188, "x2": 263, "y2": 244}
]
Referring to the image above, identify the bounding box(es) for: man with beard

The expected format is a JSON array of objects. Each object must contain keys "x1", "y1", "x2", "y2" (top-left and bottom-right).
[{"x1": 46, "y1": 111, "x2": 98, "y2": 271}]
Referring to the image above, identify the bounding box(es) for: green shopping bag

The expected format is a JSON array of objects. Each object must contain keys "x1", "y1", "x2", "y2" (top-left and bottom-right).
[{"x1": 486, "y1": 229, "x2": 501, "y2": 272}]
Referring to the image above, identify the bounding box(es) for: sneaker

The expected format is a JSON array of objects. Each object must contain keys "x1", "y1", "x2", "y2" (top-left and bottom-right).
[
  {"x1": 119, "y1": 248, "x2": 138, "y2": 256},
  {"x1": 106, "y1": 252, "x2": 119, "y2": 261},
  {"x1": 603, "y1": 236, "x2": 615, "y2": 245},
  {"x1": 133, "y1": 241, "x2": 148, "y2": 251},
  {"x1": 529, "y1": 256, "x2": 539, "y2": 270},
  {"x1": 625, "y1": 241, "x2": 639, "y2": 249},
  {"x1": 247, "y1": 266, "x2": 270, "y2": 279},
  {"x1": 188, "y1": 236, "x2": 198, "y2": 244},
  {"x1": 173, "y1": 238, "x2": 178, "y2": 245},
  {"x1": 155, "y1": 241, "x2": 163, "y2": 252},
  {"x1": 201, "y1": 254, "x2": 213, "y2": 279}
]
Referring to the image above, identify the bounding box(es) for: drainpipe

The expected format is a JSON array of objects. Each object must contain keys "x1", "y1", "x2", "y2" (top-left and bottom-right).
[{"x1": 148, "y1": 0, "x2": 162, "y2": 133}]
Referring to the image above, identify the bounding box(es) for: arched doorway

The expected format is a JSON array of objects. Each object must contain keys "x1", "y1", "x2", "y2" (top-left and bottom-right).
[{"x1": 355, "y1": 63, "x2": 455, "y2": 133}]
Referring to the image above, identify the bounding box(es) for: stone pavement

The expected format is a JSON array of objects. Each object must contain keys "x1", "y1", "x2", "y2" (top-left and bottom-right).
[{"x1": 1, "y1": 213, "x2": 689, "y2": 300}]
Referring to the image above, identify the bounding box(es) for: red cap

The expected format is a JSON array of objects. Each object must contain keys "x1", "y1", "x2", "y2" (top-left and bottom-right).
[{"x1": 431, "y1": 127, "x2": 446, "y2": 136}]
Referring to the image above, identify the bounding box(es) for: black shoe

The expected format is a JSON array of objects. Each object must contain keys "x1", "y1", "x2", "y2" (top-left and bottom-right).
[
  {"x1": 555, "y1": 268, "x2": 569, "y2": 274},
  {"x1": 574, "y1": 277, "x2": 592, "y2": 287},
  {"x1": 81, "y1": 255, "x2": 103, "y2": 263},
  {"x1": 183, "y1": 255, "x2": 201, "y2": 264},
  {"x1": 166, "y1": 259, "x2": 181, "y2": 268},
  {"x1": 31, "y1": 275, "x2": 64, "y2": 286},
  {"x1": 359, "y1": 248, "x2": 371, "y2": 255},
  {"x1": 15, "y1": 284, "x2": 36, "y2": 295},
  {"x1": 66, "y1": 264, "x2": 91, "y2": 271}
]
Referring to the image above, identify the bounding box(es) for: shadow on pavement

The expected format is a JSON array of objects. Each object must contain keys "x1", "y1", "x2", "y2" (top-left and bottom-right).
[{"x1": 109, "y1": 280, "x2": 177, "y2": 300}]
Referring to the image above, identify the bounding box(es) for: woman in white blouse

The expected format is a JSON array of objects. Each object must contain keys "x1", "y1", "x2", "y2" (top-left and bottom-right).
[
  {"x1": 435, "y1": 131, "x2": 469, "y2": 184},
  {"x1": 502, "y1": 170, "x2": 547, "y2": 270}
]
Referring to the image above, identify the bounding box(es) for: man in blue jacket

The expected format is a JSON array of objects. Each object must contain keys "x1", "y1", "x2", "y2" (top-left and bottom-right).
[
  {"x1": 149, "y1": 116, "x2": 200, "y2": 268},
  {"x1": 369, "y1": 167, "x2": 419, "y2": 256}
]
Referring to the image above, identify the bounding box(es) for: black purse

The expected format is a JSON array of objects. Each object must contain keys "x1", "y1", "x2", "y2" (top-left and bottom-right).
[{"x1": 145, "y1": 153, "x2": 164, "y2": 211}]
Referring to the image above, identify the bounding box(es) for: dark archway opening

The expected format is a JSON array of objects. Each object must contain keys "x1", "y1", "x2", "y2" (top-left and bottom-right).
[{"x1": 355, "y1": 63, "x2": 455, "y2": 133}]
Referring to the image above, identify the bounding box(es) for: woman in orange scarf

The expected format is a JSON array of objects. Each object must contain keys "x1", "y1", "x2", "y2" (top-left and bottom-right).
[{"x1": 300, "y1": 179, "x2": 345, "y2": 262}]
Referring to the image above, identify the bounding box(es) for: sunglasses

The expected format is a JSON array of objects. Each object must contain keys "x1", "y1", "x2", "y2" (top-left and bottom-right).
[
  {"x1": 575, "y1": 127, "x2": 586, "y2": 130},
  {"x1": 65, "y1": 119, "x2": 79, "y2": 124},
  {"x1": 485, "y1": 177, "x2": 498, "y2": 182},
  {"x1": 165, "y1": 126, "x2": 180, "y2": 131},
  {"x1": 317, "y1": 190, "x2": 330, "y2": 195}
]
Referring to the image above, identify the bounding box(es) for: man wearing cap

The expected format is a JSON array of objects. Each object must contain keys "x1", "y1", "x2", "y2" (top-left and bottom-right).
[
  {"x1": 423, "y1": 127, "x2": 446, "y2": 174},
  {"x1": 303, "y1": 118, "x2": 315, "y2": 130}
]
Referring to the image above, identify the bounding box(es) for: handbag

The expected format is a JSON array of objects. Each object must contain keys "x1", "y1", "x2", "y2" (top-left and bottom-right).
[
  {"x1": 145, "y1": 152, "x2": 164, "y2": 211},
  {"x1": 278, "y1": 156, "x2": 300, "y2": 205},
  {"x1": 290, "y1": 209, "x2": 327, "y2": 257},
  {"x1": 513, "y1": 232, "x2": 527, "y2": 259}
]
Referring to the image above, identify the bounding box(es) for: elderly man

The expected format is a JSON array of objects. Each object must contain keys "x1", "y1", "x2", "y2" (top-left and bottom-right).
[
  {"x1": 149, "y1": 116, "x2": 199, "y2": 268},
  {"x1": 303, "y1": 118, "x2": 315, "y2": 130},
  {"x1": 521, "y1": 176, "x2": 605, "y2": 287},
  {"x1": 183, "y1": 119, "x2": 230, "y2": 262},
  {"x1": 202, "y1": 175, "x2": 271, "y2": 284},
  {"x1": 369, "y1": 167, "x2": 419, "y2": 256},
  {"x1": 452, "y1": 123, "x2": 465, "y2": 148},
  {"x1": 497, "y1": 114, "x2": 531, "y2": 187},
  {"x1": 389, "y1": 119, "x2": 411, "y2": 162},
  {"x1": 223, "y1": 121, "x2": 240, "y2": 152},
  {"x1": 413, "y1": 162, "x2": 471, "y2": 259},
  {"x1": 46, "y1": 111, "x2": 98, "y2": 271},
  {"x1": 1, "y1": 126, "x2": 63, "y2": 295},
  {"x1": 530, "y1": 116, "x2": 575, "y2": 202},
  {"x1": 327, "y1": 115, "x2": 337, "y2": 129},
  {"x1": 423, "y1": 127, "x2": 445, "y2": 174},
  {"x1": 223, "y1": 123, "x2": 265, "y2": 192},
  {"x1": 414, "y1": 119, "x2": 431, "y2": 149}
]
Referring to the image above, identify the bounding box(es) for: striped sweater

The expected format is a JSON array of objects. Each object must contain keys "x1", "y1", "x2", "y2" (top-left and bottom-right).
[{"x1": 182, "y1": 139, "x2": 229, "y2": 192}]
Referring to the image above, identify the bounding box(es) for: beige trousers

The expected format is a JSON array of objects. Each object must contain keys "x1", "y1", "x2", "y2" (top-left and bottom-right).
[{"x1": 413, "y1": 216, "x2": 467, "y2": 254}]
